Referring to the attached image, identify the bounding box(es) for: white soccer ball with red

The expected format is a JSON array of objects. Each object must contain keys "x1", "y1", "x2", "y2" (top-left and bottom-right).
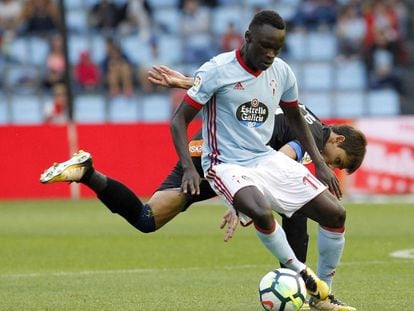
[{"x1": 258, "y1": 268, "x2": 307, "y2": 311}]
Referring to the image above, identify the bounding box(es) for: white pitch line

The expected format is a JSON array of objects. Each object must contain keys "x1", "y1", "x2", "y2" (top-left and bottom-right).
[
  {"x1": 1, "y1": 259, "x2": 412, "y2": 279},
  {"x1": 0, "y1": 264, "x2": 266, "y2": 279},
  {"x1": 390, "y1": 249, "x2": 414, "y2": 259}
]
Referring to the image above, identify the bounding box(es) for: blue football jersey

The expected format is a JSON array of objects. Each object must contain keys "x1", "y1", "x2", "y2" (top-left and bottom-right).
[{"x1": 184, "y1": 49, "x2": 298, "y2": 173}]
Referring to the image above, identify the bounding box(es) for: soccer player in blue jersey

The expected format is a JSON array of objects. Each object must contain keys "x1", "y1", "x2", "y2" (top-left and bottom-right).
[{"x1": 169, "y1": 10, "x2": 356, "y2": 310}]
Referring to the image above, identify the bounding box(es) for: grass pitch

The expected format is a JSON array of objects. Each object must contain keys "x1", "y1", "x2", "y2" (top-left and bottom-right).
[{"x1": 0, "y1": 199, "x2": 413, "y2": 310}]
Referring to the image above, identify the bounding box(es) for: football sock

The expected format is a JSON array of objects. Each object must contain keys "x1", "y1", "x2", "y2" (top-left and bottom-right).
[
  {"x1": 80, "y1": 168, "x2": 107, "y2": 192},
  {"x1": 317, "y1": 226, "x2": 345, "y2": 289},
  {"x1": 282, "y1": 214, "x2": 309, "y2": 263},
  {"x1": 255, "y1": 220, "x2": 306, "y2": 273},
  {"x1": 82, "y1": 174, "x2": 156, "y2": 233}
]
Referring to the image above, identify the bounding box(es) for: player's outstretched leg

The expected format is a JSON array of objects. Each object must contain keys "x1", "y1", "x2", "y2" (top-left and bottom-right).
[
  {"x1": 40, "y1": 150, "x2": 156, "y2": 233},
  {"x1": 309, "y1": 294, "x2": 356, "y2": 311}
]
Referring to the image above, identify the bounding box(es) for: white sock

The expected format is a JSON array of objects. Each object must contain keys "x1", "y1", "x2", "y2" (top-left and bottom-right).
[
  {"x1": 255, "y1": 220, "x2": 306, "y2": 273},
  {"x1": 317, "y1": 226, "x2": 345, "y2": 289}
]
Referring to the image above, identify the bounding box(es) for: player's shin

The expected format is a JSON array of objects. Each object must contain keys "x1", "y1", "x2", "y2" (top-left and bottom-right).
[
  {"x1": 317, "y1": 226, "x2": 345, "y2": 289},
  {"x1": 255, "y1": 220, "x2": 306, "y2": 273},
  {"x1": 96, "y1": 177, "x2": 156, "y2": 233}
]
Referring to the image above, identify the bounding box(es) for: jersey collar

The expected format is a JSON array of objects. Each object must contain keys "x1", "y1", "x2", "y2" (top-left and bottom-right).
[{"x1": 236, "y1": 49, "x2": 262, "y2": 77}]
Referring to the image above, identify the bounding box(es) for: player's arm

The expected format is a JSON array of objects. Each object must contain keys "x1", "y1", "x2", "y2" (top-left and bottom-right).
[
  {"x1": 170, "y1": 100, "x2": 201, "y2": 195},
  {"x1": 281, "y1": 103, "x2": 342, "y2": 199},
  {"x1": 148, "y1": 65, "x2": 193, "y2": 89},
  {"x1": 279, "y1": 143, "x2": 299, "y2": 160}
]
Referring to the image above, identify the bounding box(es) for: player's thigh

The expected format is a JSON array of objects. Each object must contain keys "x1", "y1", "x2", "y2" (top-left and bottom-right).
[
  {"x1": 147, "y1": 190, "x2": 187, "y2": 228},
  {"x1": 298, "y1": 190, "x2": 345, "y2": 228},
  {"x1": 234, "y1": 186, "x2": 272, "y2": 219}
]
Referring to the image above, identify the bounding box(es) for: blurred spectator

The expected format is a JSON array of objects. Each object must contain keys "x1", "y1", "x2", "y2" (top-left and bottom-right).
[
  {"x1": 20, "y1": 0, "x2": 60, "y2": 35},
  {"x1": 102, "y1": 38, "x2": 134, "y2": 97},
  {"x1": 362, "y1": 0, "x2": 407, "y2": 93},
  {"x1": 220, "y1": 21, "x2": 243, "y2": 52},
  {"x1": 136, "y1": 36, "x2": 167, "y2": 93},
  {"x1": 292, "y1": 0, "x2": 337, "y2": 31},
  {"x1": 44, "y1": 83, "x2": 68, "y2": 124},
  {"x1": 178, "y1": 0, "x2": 218, "y2": 8},
  {"x1": 0, "y1": 0, "x2": 23, "y2": 56},
  {"x1": 88, "y1": 0, "x2": 122, "y2": 35},
  {"x1": 43, "y1": 34, "x2": 65, "y2": 89},
  {"x1": 366, "y1": 30, "x2": 403, "y2": 94},
  {"x1": 74, "y1": 51, "x2": 101, "y2": 91},
  {"x1": 389, "y1": 0, "x2": 408, "y2": 38},
  {"x1": 336, "y1": 5, "x2": 366, "y2": 59},
  {"x1": 0, "y1": 0, "x2": 23, "y2": 36},
  {"x1": 180, "y1": 0, "x2": 214, "y2": 65},
  {"x1": 119, "y1": 0, "x2": 153, "y2": 40}
]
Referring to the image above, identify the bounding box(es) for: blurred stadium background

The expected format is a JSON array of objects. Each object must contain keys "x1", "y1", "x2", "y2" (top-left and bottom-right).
[{"x1": 0, "y1": 0, "x2": 413, "y2": 199}]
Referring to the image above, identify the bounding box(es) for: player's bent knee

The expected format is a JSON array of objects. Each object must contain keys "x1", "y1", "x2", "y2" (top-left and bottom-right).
[
  {"x1": 331, "y1": 207, "x2": 346, "y2": 228},
  {"x1": 246, "y1": 202, "x2": 273, "y2": 221},
  {"x1": 133, "y1": 204, "x2": 156, "y2": 233}
]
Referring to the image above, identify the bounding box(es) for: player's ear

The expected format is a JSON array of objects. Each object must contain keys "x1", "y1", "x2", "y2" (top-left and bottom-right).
[
  {"x1": 335, "y1": 135, "x2": 345, "y2": 144},
  {"x1": 245, "y1": 30, "x2": 251, "y2": 43}
]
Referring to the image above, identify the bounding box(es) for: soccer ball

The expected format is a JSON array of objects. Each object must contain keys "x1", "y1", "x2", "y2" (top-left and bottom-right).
[{"x1": 258, "y1": 268, "x2": 307, "y2": 311}]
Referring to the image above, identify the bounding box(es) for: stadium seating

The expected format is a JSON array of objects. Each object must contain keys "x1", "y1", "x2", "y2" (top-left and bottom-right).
[
  {"x1": 108, "y1": 95, "x2": 140, "y2": 122},
  {"x1": 147, "y1": 0, "x2": 179, "y2": 8},
  {"x1": 4, "y1": 65, "x2": 41, "y2": 94},
  {"x1": 0, "y1": 93, "x2": 8, "y2": 124},
  {"x1": 285, "y1": 32, "x2": 307, "y2": 61},
  {"x1": 10, "y1": 94, "x2": 43, "y2": 124},
  {"x1": 335, "y1": 60, "x2": 366, "y2": 91},
  {"x1": 1, "y1": 1, "x2": 406, "y2": 123},
  {"x1": 74, "y1": 94, "x2": 106, "y2": 123},
  {"x1": 28, "y1": 37, "x2": 49, "y2": 66},
  {"x1": 7, "y1": 37, "x2": 30, "y2": 64},
  {"x1": 153, "y1": 8, "x2": 181, "y2": 34},
  {"x1": 300, "y1": 92, "x2": 333, "y2": 118},
  {"x1": 334, "y1": 92, "x2": 365, "y2": 117},
  {"x1": 157, "y1": 35, "x2": 183, "y2": 65},
  {"x1": 302, "y1": 62, "x2": 334, "y2": 91},
  {"x1": 68, "y1": 35, "x2": 90, "y2": 64},
  {"x1": 141, "y1": 94, "x2": 171, "y2": 121},
  {"x1": 89, "y1": 34, "x2": 107, "y2": 64},
  {"x1": 66, "y1": 9, "x2": 89, "y2": 34},
  {"x1": 367, "y1": 89, "x2": 400, "y2": 116},
  {"x1": 120, "y1": 35, "x2": 151, "y2": 65},
  {"x1": 307, "y1": 32, "x2": 337, "y2": 61},
  {"x1": 211, "y1": 6, "x2": 244, "y2": 36}
]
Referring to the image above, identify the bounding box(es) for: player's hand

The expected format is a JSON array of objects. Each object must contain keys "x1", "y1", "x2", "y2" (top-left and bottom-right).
[
  {"x1": 220, "y1": 209, "x2": 238, "y2": 242},
  {"x1": 314, "y1": 162, "x2": 342, "y2": 199},
  {"x1": 148, "y1": 65, "x2": 188, "y2": 89},
  {"x1": 181, "y1": 167, "x2": 201, "y2": 195}
]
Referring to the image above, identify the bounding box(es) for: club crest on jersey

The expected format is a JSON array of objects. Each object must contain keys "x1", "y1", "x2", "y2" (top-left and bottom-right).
[
  {"x1": 236, "y1": 98, "x2": 268, "y2": 128},
  {"x1": 188, "y1": 74, "x2": 202, "y2": 96}
]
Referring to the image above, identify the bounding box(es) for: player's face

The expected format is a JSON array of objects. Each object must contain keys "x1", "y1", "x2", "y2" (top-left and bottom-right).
[
  {"x1": 245, "y1": 24, "x2": 285, "y2": 71},
  {"x1": 322, "y1": 141, "x2": 349, "y2": 171}
]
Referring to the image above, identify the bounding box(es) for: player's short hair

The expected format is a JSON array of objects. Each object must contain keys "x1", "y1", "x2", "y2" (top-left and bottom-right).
[
  {"x1": 331, "y1": 125, "x2": 367, "y2": 174},
  {"x1": 249, "y1": 10, "x2": 285, "y2": 31}
]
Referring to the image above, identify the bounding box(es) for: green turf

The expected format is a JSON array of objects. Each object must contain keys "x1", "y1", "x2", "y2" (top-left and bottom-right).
[{"x1": 0, "y1": 200, "x2": 413, "y2": 310}]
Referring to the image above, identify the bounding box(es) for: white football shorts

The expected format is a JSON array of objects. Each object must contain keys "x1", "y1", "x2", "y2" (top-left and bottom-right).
[{"x1": 205, "y1": 151, "x2": 327, "y2": 224}]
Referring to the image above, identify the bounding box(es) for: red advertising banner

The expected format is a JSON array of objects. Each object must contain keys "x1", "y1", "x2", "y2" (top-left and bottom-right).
[
  {"x1": 0, "y1": 122, "x2": 201, "y2": 200},
  {"x1": 349, "y1": 117, "x2": 414, "y2": 194},
  {"x1": 2, "y1": 117, "x2": 412, "y2": 199}
]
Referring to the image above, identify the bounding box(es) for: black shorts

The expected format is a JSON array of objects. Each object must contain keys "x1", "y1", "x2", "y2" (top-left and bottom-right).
[{"x1": 156, "y1": 157, "x2": 217, "y2": 211}]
